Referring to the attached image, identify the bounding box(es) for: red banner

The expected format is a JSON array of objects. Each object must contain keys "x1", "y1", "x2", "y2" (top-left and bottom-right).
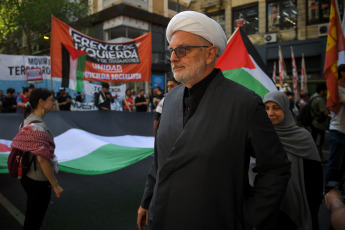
[
  {"x1": 324, "y1": 0, "x2": 345, "y2": 113},
  {"x1": 50, "y1": 16, "x2": 152, "y2": 83}
]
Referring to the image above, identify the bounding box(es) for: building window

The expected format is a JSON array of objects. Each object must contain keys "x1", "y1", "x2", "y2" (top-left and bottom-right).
[
  {"x1": 267, "y1": 0, "x2": 297, "y2": 32},
  {"x1": 108, "y1": 26, "x2": 146, "y2": 40},
  {"x1": 307, "y1": 0, "x2": 343, "y2": 25},
  {"x1": 168, "y1": 0, "x2": 188, "y2": 12},
  {"x1": 232, "y1": 4, "x2": 259, "y2": 35},
  {"x1": 207, "y1": 10, "x2": 225, "y2": 32}
]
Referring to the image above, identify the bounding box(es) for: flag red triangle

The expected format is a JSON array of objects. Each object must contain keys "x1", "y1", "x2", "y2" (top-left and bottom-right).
[
  {"x1": 216, "y1": 29, "x2": 255, "y2": 70},
  {"x1": 63, "y1": 43, "x2": 88, "y2": 60}
]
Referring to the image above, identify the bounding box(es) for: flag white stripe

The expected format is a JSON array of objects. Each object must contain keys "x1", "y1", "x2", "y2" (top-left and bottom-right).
[
  {"x1": 245, "y1": 55, "x2": 277, "y2": 92},
  {"x1": 0, "y1": 129, "x2": 154, "y2": 163}
]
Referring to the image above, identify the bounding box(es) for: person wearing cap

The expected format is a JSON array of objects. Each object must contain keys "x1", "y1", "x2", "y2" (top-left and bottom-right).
[
  {"x1": 137, "y1": 11, "x2": 290, "y2": 230},
  {"x1": 56, "y1": 87, "x2": 72, "y2": 111}
]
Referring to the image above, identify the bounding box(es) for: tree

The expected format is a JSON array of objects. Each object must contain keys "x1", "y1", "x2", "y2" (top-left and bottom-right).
[{"x1": 0, "y1": 0, "x2": 91, "y2": 54}]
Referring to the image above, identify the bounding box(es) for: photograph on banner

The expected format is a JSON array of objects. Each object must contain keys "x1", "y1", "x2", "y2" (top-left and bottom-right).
[
  {"x1": 50, "y1": 16, "x2": 152, "y2": 90},
  {"x1": 26, "y1": 68, "x2": 43, "y2": 83}
]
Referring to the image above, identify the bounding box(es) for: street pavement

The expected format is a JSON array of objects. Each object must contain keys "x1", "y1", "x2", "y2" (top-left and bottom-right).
[{"x1": 0, "y1": 132, "x2": 335, "y2": 230}]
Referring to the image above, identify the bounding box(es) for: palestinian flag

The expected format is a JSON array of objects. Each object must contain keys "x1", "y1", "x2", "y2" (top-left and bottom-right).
[
  {"x1": 61, "y1": 43, "x2": 88, "y2": 92},
  {"x1": 0, "y1": 112, "x2": 154, "y2": 175},
  {"x1": 216, "y1": 28, "x2": 277, "y2": 98}
]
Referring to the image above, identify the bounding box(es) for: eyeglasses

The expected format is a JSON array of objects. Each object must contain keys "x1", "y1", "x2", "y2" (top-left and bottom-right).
[{"x1": 165, "y1": 46, "x2": 210, "y2": 60}]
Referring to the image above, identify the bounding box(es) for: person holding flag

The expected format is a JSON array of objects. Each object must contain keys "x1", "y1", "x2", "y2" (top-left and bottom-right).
[
  {"x1": 323, "y1": 0, "x2": 345, "y2": 195},
  {"x1": 324, "y1": 64, "x2": 345, "y2": 194},
  {"x1": 94, "y1": 82, "x2": 114, "y2": 111},
  {"x1": 137, "y1": 10, "x2": 290, "y2": 230}
]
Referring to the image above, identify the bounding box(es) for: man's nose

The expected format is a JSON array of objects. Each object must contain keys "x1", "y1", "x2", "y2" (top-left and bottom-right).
[{"x1": 170, "y1": 50, "x2": 179, "y2": 62}]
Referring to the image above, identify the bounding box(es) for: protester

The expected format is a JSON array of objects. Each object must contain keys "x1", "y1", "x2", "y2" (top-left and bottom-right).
[
  {"x1": 131, "y1": 89, "x2": 137, "y2": 112},
  {"x1": 56, "y1": 87, "x2": 72, "y2": 111},
  {"x1": 137, "y1": 11, "x2": 290, "y2": 230},
  {"x1": 310, "y1": 82, "x2": 329, "y2": 164},
  {"x1": 11, "y1": 88, "x2": 63, "y2": 229},
  {"x1": 0, "y1": 89, "x2": 5, "y2": 112},
  {"x1": 153, "y1": 76, "x2": 180, "y2": 135},
  {"x1": 75, "y1": 91, "x2": 85, "y2": 103},
  {"x1": 2, "y1": 88, "x2": 17, "y2": 113},
  {"x1": 122, "y1": 88, "x2": 134, "y2": 112},
  {"x1": 263, "y1": 91, "x2": 323, "y2": 230},
  {"x1": 94, "y1": 82, "x2": 114, "y2": 111},
  {"x1": 153, "y1": 87, "x2": 164, "y2": 111},
  {"x1": 324, "y1": 64, "x2": 345, "y2": 194},
  {"x1": 149, "y1": 88, "x2": 157, "y2": 112},
  {"x1": 135, "y1": 89, "x2": 148, "y2": 112},
  {"x1": 17, "y1": 87, "x2": 32, "y2": 113},
  {"x1": 50, "y1": 90, "x2": 59, "y2": 111},
  {"x1": 298, "y1": 92, "x2": 310, "y2": 111},
  {"x1": 325, "y1": 188, "x2": 345, "y2": 230}
]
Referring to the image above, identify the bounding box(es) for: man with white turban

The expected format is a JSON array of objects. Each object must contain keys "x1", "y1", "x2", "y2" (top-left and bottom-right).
[{"x1": 137, "y1": 11, "x2": 290, "y2": 230}]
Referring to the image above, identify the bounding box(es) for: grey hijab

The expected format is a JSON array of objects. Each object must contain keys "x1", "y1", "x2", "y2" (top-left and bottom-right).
[
  {"x1": 263, "y1": 91, "x2": 319, "y2": 161},
  {"x1": 263, "y1": 91, "x2": 320, "y2": 230}
]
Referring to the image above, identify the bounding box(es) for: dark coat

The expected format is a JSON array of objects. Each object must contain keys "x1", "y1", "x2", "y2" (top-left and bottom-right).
[{"x1": 141, "y1": 70, "x2": 290, "y2": 230}]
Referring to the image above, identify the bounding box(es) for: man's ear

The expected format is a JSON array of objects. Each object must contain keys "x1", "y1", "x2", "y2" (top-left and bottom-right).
[{"x1": 206, "y1": 46, "x2": 218, "y2": 65}]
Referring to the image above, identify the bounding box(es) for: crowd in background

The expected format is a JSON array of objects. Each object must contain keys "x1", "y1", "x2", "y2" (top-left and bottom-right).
[{"x1": 0, "y1": 81, "x2": 175, "y2": 113}]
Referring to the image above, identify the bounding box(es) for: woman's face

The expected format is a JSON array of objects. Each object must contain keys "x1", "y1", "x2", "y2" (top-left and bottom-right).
[
  {"x1": 265, "y1": 101, "x2": 285, "y2": 126},
  {"x1": 42, "y1": 95, "x2": 55, "y2": 113}
]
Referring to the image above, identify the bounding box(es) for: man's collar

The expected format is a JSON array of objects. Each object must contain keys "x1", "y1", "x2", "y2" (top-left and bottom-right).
[{"x1": 188, "y1": 68, "x2": 219, "y2": 92}]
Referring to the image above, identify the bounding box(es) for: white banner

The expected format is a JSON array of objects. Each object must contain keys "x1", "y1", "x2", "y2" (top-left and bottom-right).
[
  {"x1": 70, "y1": 101, "x2": 122, "y2": 111},
  {"x1": 83, "y1": 81, "x2": 126, "y2": 98},
  {"x1": 0, "y1": 54, "x2": 50, "y2": 81}
]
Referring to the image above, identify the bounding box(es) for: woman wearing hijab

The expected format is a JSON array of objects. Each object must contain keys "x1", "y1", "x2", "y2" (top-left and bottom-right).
[
  {"x1": 11, "y1": 88, "x2": 63, "y2": 229},
  {"x1": 263, "y1": 91, "x2": 323, "y2": 230}
]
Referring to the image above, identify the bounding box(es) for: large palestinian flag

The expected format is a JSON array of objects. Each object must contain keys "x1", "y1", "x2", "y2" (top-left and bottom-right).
[
  {"x1": 0, "y1": 112, "x2": 154, "y2": 175},
  {"x1": 216, "y1": 28, "x2": 277, "y2": 98}
]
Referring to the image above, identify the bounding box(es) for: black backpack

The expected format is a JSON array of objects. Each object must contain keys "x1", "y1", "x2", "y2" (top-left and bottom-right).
[
  {"x1": 297, "y1": 96, "x2": 319, "y2": 128},
  {"x1": 7, "y1": 120, "x2": 40, "y2": 179}
]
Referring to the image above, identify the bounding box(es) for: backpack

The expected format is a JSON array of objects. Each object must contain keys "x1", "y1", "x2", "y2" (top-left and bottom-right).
[
  {"x1": 297, "y1": 96, "x2": 319, "y2": 128},
  {"x1": 7, "y1": 120, "x2": 40, "y2": 179}
]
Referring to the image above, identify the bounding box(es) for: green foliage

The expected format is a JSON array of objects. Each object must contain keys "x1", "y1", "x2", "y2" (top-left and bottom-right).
[{"x1": 0, "y1": 0, "x2": 91, "y2": 54}]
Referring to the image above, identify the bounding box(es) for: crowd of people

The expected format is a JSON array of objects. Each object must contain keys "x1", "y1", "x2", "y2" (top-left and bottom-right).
[
  {"x1": 0, "y1": 83, "x2": 175, "y2": 113},
  {"x1": 3, "y1": 10, "x2": 345, "y2": 230}
]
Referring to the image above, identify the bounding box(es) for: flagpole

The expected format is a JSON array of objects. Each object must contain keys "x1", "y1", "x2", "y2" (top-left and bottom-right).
[{"x1": 227, "y1": 27, "x2": 239, "y2": 44}]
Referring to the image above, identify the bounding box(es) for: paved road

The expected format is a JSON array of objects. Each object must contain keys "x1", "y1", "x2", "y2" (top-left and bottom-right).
[{"x1": 0, "y1": 133, "x2": 335, "y2": 230}]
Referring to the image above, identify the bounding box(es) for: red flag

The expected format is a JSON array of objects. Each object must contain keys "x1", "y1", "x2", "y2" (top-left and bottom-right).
[
  {"x1": 291, "y1": 46, "x2": 298, "y2": 101},
  {"x1": 272, "y1": 61, "x2": 277, "y2": 84},
  {"x1": 278, "y1": 46, "x2": 287, "y2": 88},
  {"x1": 300, "y1": 53, "x2": 307, "y2": 94},
  {"x1": 324, "y1": 0, "x2": 345, "y2": 113}
]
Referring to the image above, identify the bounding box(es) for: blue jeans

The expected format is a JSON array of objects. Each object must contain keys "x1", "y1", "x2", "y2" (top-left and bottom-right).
[{"x1": 324, "y1": 129, "x2": 345, "y2": 192}]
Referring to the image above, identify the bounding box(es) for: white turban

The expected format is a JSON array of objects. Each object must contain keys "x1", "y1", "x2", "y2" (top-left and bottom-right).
[{"x1": 166, "y1": 11, "x2": 227, "y2": 56}]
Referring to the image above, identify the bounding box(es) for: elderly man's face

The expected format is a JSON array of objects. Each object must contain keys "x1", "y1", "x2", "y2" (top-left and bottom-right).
[{"x1": 169, "y1": 31, "x2": 210, "y2": 88}]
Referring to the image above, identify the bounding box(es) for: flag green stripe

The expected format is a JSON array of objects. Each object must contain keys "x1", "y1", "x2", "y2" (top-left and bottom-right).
[
  {"x1": 0, "y1": 154, "x2": 9, "y2": 173},
  {"x1": 223, "y1": 69, "x2": 270, "y2": 98},
  {"x1": 76, "y1": 54, "x2": 87, "y2": 92},
  {"x1": 58, "y1": 144, "x2": 154, "y2": 175}
]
